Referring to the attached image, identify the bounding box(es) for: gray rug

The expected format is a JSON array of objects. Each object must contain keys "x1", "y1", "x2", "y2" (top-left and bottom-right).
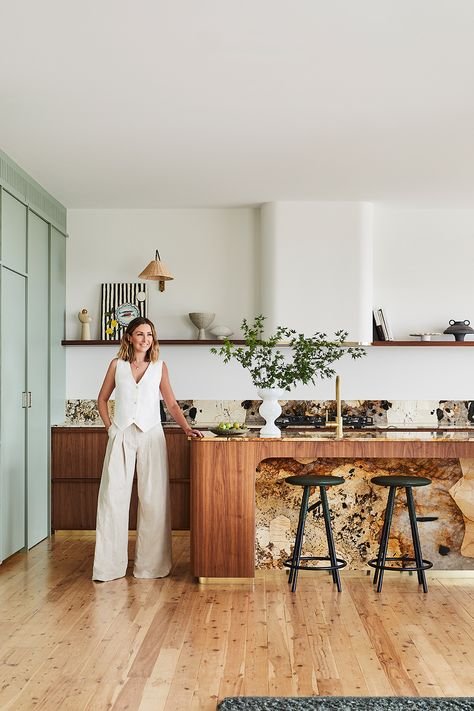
[{"x1": 217, "y1": 698, "x2": 474, "y2": 711}]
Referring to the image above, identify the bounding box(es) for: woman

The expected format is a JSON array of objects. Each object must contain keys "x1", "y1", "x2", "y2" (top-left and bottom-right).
[{"x1": 92, "y1": 317, "x2": 203, "y2": 582}]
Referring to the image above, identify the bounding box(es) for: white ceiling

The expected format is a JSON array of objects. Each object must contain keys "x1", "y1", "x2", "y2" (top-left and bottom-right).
[{"x1": 1, "y1": 1, "x2": 474, "y2": 208}]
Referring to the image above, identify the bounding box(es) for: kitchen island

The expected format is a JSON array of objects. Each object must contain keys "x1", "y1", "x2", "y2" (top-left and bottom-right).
[{"x1": 190, "y1": 431, "x2": 474, "y2": 580}]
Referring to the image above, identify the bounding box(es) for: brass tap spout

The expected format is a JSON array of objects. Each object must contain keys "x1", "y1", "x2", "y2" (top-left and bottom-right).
[
  {"x1": 335, "y1": 374, "x2": 343, "y2": 439},
  {"x1": 325, "y1": 374, "x2": 343, "y2": 439}
]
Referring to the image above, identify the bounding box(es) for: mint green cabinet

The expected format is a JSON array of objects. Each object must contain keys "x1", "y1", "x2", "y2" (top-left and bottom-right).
[
  {"x1": 1, "y1": 191, "x2": 27, "y2": 273},
  {"x1": 50, "y1": 227, "x2": 66, "y2": 426},
  {"x1": 0, "y1": 157, "x2": 67, "y2": 562},
  {"x1": 27, "y1": 212, "x2": 50, "y2": 547},
  {"x1": 0, "y1": 268, "x2": 27, "y2": 560}
]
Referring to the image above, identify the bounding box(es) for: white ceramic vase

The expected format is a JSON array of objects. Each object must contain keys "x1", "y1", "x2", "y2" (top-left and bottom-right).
[
  {"x1": 257, "y1": 388, "x2": 284, "y2": 438},
  {"x1": 188, "y1": 312, "x2": 215, "y2": 340}
]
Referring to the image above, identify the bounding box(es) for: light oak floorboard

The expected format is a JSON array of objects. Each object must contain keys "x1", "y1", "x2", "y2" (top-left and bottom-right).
[{"x1": 0, "y1": 534, "x2": 473, "y2": 710}]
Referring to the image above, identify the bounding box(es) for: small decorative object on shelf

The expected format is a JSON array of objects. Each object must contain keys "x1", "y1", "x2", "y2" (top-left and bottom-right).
[
  {"x1": 188, "y1": 312, "x2": 215, "y2": 340},
  {"x1": 210, "y1": 325, "x2": 233, "y2": 340},
  {"x1": 409, "y1": 333, "x2": 442, "y2": 341},
  {"x1": 78, "y1": 308, "x2": 92, "y2": 340},
  {"x1": 211, "y1": 314, "x2": 366, "y2": 438},
  {"x1": 443, "y1": 319, "x2": 474, "y2": 342}
]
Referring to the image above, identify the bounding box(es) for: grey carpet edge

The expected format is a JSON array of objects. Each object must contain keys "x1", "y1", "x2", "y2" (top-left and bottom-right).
[{"x1": 217, "y1": 697, "x2": 474, "y2": 711}]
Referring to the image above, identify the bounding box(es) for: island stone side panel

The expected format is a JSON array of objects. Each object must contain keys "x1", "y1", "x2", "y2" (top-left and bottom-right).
[{"x1": 255, "y1": 457, "x2": 472, "y2": 571}]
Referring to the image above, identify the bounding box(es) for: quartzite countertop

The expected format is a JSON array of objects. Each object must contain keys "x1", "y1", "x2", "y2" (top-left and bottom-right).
[{"x1": 190, "y1": 431, "x2": 474, "y2": 580}]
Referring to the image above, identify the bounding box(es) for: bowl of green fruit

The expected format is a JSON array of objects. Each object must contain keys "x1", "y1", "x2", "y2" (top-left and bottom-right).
[{"x1": 209, "y1": 422, "x2": 250, "y2": 436}]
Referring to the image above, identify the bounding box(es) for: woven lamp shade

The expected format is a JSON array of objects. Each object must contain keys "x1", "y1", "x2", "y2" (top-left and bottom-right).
[{"x1": 138, "y1": 250, "x2": 174, "y2": 291}]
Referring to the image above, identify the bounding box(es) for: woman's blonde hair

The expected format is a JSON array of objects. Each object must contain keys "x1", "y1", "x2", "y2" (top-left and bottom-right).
[{"x1": 117, "y1": 317, "x2": 159, "y2": 363}]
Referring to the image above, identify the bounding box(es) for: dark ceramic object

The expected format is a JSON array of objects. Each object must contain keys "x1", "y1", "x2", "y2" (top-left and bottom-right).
[{"x1": 443, "y1": 319, "x2": 474, "y2": 341}]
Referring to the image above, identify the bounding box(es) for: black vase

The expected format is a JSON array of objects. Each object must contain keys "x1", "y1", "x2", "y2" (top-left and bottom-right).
[{"x1": 443, "y1": 319, "x2": 474, "y2": 341}]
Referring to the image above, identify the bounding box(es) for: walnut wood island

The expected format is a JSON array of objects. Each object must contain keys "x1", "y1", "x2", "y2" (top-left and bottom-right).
[{"x1": 190, "y1": 431, "x2": 474, "y2": 581}]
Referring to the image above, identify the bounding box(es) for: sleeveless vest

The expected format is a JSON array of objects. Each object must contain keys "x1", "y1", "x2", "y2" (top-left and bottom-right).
[{"x1": 113, "y1": 359, "x2": 163, "y2": 432}]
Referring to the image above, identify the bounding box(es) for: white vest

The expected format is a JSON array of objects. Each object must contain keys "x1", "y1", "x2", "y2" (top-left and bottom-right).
[{"x1": 113, "y1": 359, "x2": 163, "y2": 432}]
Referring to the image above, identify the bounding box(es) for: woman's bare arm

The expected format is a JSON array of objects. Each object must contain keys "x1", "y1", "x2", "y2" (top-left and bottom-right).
[
  {"x1": 160, "y1": 362, "x2": 203, "y2": 437},
  {"x1": 97, "y1": 359, "x2": 118, "y2": 430}
]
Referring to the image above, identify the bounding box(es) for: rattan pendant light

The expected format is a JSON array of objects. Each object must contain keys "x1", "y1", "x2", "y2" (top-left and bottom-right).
[{"x1": 138, "y1": 249, "x2": 174, "y2": 291}]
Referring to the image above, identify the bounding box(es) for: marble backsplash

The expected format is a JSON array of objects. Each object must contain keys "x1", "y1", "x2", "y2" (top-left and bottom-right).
[{"x1": 65, "y1": 398, "x2": 474, "y2": 427}]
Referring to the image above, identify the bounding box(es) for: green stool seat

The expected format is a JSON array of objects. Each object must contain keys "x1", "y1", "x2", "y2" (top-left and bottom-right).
[
  {"x1": 369, "y1": 474, "x2": 433, "y2": 593},
  {"x1": 371, "y1": 475, "x2": 431, "y2": 487},
  {"x1": 285, "y1": 475, "x2": 345, "y2": 487},
  {"x1": 284, "y1": 474, "x2": 346, "y2": 592}
]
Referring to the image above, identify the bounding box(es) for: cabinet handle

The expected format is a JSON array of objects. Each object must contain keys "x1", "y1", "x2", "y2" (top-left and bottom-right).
[
  {"x1": 28, "y1": 392, "x2": 32, "y2": 408},
  {"x1": 22, "y1": 392, "x2": 28, "y2": 408}
]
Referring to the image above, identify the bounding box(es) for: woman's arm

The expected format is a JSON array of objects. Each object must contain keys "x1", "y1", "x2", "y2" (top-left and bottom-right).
[
  {"x1": 160, "y1": 362, "x2": 203, "y2": 438},
  {"x1": 97, "y1": 359, "x2": 118, "y2": 430}
]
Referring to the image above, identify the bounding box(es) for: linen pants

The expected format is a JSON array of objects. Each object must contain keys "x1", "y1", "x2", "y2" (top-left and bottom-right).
[{"x1": 92, "y1": 422, "x2": 172, "y2": 581}]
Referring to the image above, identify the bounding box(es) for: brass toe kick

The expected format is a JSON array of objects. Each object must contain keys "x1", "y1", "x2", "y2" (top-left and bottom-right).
[{"x1": 198, "y1": 576, "x2": 255, "y2": 585}]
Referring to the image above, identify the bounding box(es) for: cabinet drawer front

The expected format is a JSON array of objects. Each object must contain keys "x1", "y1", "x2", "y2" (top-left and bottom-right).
[{"x1": 52, "y1": 430, "x2": 108, "y2": 479}]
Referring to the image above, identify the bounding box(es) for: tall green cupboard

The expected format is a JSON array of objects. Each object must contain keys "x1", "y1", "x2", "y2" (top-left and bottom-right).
[{"x1": 0, "y1": 152, "x2": 67, "y2": 562}]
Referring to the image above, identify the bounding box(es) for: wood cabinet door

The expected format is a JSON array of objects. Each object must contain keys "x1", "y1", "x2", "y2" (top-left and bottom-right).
[{"x1": 51, "y1": 428, "x2": 191, "y2": 531}]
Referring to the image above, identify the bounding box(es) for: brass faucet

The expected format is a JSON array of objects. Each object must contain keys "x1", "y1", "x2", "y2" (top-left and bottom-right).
[{"x1": 325, "y1": 374, "x2": 343, "y2": 439}]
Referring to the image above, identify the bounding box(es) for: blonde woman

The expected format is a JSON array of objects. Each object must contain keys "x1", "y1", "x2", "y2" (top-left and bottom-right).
[{"x1": 92, "y1": 317, "x2": 202, "y2": 582}]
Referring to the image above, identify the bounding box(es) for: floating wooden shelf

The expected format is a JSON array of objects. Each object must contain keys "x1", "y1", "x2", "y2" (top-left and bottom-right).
[
  {"x1": 62, "y1": 339, "x2": 474, "y2": 347},
  {"x1": 372, "y1": 341, "x2": 474, "y2": 346},
  {"x1": 61, "y1": 339, "x2": 247, "y2": 346}
]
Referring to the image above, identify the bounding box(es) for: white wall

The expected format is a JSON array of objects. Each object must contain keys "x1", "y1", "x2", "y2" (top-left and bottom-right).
[
  {"x1": 66, "y1": 204, "x2": 474, "y2": 401},
  {"x1": 260, "y1": 202, "x2": 373, "y2": 342},
  {"x1": 66, "y1": 208, "x2": 258, "y2": 341},
  {"x1": 373, "y1": 207, "x2": 474, "y2": 338}
]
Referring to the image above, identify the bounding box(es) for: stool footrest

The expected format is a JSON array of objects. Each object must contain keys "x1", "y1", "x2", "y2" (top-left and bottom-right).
[
  {"x1": 284, "y1": 555, "x2": 347, "y2": 573},
  {"x1": 368, "y1": 556, "x2": 433, "y2": 573}
]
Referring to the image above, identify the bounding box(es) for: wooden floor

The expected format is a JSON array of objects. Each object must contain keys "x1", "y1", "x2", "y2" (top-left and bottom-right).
[{"x1": 1, "y1": 534, "x2": 473, "y2": 711}]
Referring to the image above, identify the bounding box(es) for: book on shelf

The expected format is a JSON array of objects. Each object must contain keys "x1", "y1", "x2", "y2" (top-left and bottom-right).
[
  {"x1": 373, "y1": 307, "x2": 394, "y2": 341},
  {"x1": 372, "y1": 309, "x2": 385, "y2": 341},
  {"x1": 377, "y1": 307, "x2": 394, "y2": 340}
]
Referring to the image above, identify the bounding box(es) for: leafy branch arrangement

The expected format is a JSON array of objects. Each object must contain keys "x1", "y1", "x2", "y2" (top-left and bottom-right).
[{"x1": 211, "y1": 315, "x2": 366, "y2": 391}]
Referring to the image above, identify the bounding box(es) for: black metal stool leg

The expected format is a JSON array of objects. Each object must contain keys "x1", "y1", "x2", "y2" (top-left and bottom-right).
[
  {"x1": 373, "y1": 485, "x2": 394, "y2": 587},
  {"x1": 320, "y1": 485, "x2": 342, "y2": 592},
  {"x1": 406, "y1": 487, "x2": 428, "y2": 593},
  {"x1": 288, "y1": 486, "x2": 310, "y2": 587},
  {"x1": 405, "y1": 487, "x2": 423, "y2": 586},
  {"x1": 290, "y1": 486, "x2": 311, "y2": 592},
  {"x1": 319, "y1": 486, "x2": 337, "y2": 584},
  {"x1": 375, "y1": 486, "x2": 396, "y2": 592}
]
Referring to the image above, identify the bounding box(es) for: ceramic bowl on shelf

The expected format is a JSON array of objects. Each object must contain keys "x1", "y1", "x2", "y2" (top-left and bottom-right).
[
  {"x1": 409, "y1": 333, "x2": 442, "y2": 341},
  {"x1": 210, "y1": 325, "x2": 233, "y2": 340}
]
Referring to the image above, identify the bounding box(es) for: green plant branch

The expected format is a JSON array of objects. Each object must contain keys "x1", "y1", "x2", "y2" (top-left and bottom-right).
[{"x1": 211, "y1": 315, "x2": 366, "y2": 391}]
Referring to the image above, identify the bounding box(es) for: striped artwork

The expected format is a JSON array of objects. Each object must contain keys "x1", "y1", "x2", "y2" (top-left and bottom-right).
[{"x1": 100, "y1": 282, "x2": 148, "y2": 340}]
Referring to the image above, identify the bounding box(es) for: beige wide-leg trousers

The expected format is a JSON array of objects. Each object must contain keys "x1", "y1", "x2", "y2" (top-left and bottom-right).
[{"x1": 92, "y1": 422, "x2": 172, "y2": 581}]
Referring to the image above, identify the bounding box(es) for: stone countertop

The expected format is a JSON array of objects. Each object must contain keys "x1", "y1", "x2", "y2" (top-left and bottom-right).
[
  {"x1": 53, "y1": 422, "x2": 229, "y2": 429},
  {"x1": 199, "y1": 429, "x2": 474, "y2": 442},
  {"x1": 55, "y1": 421, "x2": 474, "y2": 431}
]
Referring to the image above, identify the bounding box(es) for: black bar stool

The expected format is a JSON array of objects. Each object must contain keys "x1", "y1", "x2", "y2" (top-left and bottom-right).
[
  {"x1": 368, "y1": 475, "x2": 433, "y2": 593},
  {"x1": 284, "y1": 475, "x2": 347, "y2": 593}
]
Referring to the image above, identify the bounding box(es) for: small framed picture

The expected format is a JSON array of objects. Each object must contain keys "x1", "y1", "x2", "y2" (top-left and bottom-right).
[{"x1": 101, "y1": 282, "x2": 147, "y2": 340}]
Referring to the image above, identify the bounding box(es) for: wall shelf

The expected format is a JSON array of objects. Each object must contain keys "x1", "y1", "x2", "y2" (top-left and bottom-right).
[
  {"x1": 61, "y1": 339, "x2": 247, "y2": 346},
  {"x1": 372, "y1": 340, "x2": 474, "y2": 346},
  {"x1": 62, "y1": 339, "x2": 474, "y2": 347}
]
